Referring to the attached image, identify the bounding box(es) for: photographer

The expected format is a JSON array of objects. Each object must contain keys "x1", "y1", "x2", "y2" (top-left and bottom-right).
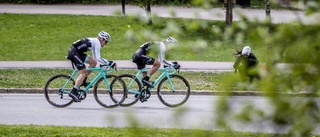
[{"x1": 233, "y1": 46, "x2": 260, "y2": 83}]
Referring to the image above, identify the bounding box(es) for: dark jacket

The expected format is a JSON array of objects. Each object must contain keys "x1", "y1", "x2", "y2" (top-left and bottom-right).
[{"x1": 233, "y1": 53, "x2": 259, "y2": 71}]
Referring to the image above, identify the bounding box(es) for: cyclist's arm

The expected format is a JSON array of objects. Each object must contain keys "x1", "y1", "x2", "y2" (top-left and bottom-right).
[
  {"x1": 158, "y1": 42, "x2": 173, "y2": 66},
  {"x1": 91, "y1": 39, "x2": 108, "y2": 65}
]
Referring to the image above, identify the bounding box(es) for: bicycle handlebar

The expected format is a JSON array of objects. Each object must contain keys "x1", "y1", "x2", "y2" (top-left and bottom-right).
[
  {"x1": 100, "y1": 64, "x2": 115, "y2": 74},
  {"x1": 163, "y1": 65, "x2": 179, "y2": 74}
]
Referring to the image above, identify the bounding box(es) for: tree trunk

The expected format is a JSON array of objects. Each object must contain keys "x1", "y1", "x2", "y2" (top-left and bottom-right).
[
  {"x1": 225, "y1": 0, "x2": 233, "y2": 26},
  {"x1": 121, "y1": 0, "x2": 125, "y2": 15},
  {"x1": 146, "y1": 0, "x2": 152, "y2": 25},
  {"x1": 265, "y1": 0, "x2": 271, "y2": 37}
]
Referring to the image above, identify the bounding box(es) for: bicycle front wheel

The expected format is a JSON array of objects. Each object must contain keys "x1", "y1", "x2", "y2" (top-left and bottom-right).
[
  {"x1": 93, "y1": 75, "x2": 127, "y2": 108},
  {"x1": 118, "y1": 74, "x2": 142, "y2": 107},
  {"x1": 44, "y1": 74, "x2": 75, "y2": 108},
  {"x1": 157, "y1": 74, "x2": 190, "y2": 107}
]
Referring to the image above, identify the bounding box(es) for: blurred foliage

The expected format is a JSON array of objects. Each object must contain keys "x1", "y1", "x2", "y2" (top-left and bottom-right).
[{"x1": 125, "y1": 0, "x2": 320, "y2": 136}]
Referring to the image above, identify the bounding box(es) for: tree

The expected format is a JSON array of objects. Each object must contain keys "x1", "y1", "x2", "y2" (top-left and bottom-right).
[
  {"x1": 146, "y1": 0, "x2": 152, "y2": 25},
  {"x1": 122, "y1": 0, "x2": 125, "y2": 15},
  {"x1": 265, "y1": 0, "x2": 271, "y2": 50},
  {"x1": 136, "y1": 0, "x2": 153, "y2": 25},
  {"x1": 225, "y1": 0, "x2": 233, "y2": 26}
]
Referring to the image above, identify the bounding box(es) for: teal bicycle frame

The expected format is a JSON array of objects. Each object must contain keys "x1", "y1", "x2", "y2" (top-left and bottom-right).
[
  {"x1": 127, "y1": 66, "x2": 177, "y2": 95},
  {"x1": 61, "y1": 65, "x2": 114, "y2": 93}
]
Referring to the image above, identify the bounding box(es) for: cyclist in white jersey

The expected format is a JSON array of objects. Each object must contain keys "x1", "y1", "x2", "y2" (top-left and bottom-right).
[
  {"x1": 132, "y1": 36, "x2": 180, "y2": 87},
  {"x1": 67, "y1": 31, "x2": 116, "y2": 102}
]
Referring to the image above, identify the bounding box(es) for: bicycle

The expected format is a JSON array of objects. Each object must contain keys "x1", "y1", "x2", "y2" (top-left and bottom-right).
[
  {"x1": 44, "y1": 58, "x2": 127, "y2": 108},
  {"x1": 119, "y1": 61, "x2": 190, "y2": 107}
]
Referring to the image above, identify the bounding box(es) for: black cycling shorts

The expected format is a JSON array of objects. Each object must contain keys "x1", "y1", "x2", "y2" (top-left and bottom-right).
[
  {"x1": 68, "y1": 47, "x2": 88, "y2": 70},
  {"x1": 132, "y1": 53, "x2": 155, "y2": 70}
]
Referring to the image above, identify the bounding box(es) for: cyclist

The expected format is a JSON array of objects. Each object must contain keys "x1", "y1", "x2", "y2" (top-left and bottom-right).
[
  {"x1": 132, "y1": 36, "x2": 180, "y2": 87},
  {"x1": 233, "y1": 46, "x2": 260, "y2": 83},
  {"x1": 67, "y1": 31, "x2": 116, "y2": 102}
]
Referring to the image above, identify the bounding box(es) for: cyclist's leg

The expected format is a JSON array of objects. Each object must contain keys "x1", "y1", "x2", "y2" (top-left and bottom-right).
[
  {"x1": 86, "y1": 56, "x2": 97, "y2": 69},
  {"x1": 140, "y1": 55, "x2": 160, "y2": 86},
  {"x1": 81, "y1": 56, "x2": 97, "y2": 87},
  {"x1": 68, "y1": 52, "x2": 87, "y2": 102},
  {"x1": 141, "y1": 55, "x2": 160, "y2": 76},
  {"x1": 149, "y1": 60, "x2": 160, "y2": 76}
]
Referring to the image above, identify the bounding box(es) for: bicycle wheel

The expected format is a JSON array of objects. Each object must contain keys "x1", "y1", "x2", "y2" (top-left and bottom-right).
[
  {"x1": 157, "y1": 74, "x2": 190, "y2": 107},
  {"x1": 118, "y1": 74, "x2": 142, "y2": 107},
  {"x1": 44, "y1": 74, "x2": 75, "y2": 108},
  {"x1": 93, "y1": 75, "x2": 127, "y2": 108}
]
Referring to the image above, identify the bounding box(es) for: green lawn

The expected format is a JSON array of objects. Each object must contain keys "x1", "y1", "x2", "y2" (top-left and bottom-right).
[
  {"x1": 0, "y1": 13, "x2": 268, "y2": 62},
  {"x1": 0, "y1": 124, "x2": 294, "y2": 137},
  {"x1": 0, "y1": 68, "x2": 251, "y2": 91}
]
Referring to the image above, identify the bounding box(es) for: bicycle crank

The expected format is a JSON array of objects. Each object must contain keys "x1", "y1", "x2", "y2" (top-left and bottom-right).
[
  {"x1": 140, "y1": 89, "x2": 151, "y2": 103},
  {"x1": 77, "y1": 90, "x2": 87, "y2": 100}
]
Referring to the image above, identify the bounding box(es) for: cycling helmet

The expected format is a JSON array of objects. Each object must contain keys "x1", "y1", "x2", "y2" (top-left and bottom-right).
[
  {"x1": 98, "y1": 31, "x2": 111, "y2": 42},
  {"x1": 241, "y1": 46, "x2": 251, "y2": 56},
  {"x1": 165, "y1": 36, "x2": 177, "y2": 44}
]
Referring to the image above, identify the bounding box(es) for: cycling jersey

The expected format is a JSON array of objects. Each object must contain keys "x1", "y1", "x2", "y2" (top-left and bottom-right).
[
  {"x1": 71, "y1": 38, "x2": 108, "y2": 65},
  {"x1": 68, "y1": 38, "x2": 108, "y2": 70},
  {"x1": 137, "y1": 41, "x2": 173, "y2": 66}
]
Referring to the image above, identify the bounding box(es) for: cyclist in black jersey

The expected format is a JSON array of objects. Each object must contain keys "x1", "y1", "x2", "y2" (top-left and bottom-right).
[
  {"x1": 67, "y1": 31, "x2": 116, "y2": 102},
  {"x1": 132, "y1": 36, "x2": 179, "y2": 87}
]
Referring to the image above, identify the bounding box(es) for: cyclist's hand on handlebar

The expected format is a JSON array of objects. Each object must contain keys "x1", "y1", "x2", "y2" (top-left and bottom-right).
[
  {"x1": 171, "y1": 61, "x2": 180, "y2": 70},
  {"x1": 107, "y1": 61, "x2": 117, "y2": 70},
  {"x1": 173, "y1": 64, "x2": 180, "y2": 69}
]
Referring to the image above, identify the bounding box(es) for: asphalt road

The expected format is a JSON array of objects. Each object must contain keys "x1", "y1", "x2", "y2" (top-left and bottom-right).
[{"x1": 1, "y1": 93, "x2": 314, "y2": 134}]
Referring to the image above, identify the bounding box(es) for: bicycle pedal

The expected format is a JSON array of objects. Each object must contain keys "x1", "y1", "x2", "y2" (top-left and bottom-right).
[{"x1": 140, "y1": 98, "x2": 147, "y2": 103}]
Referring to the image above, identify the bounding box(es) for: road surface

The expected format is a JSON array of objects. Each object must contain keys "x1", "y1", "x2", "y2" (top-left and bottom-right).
[{"x1": 3, "y1": 93, "x2": 319, "y2": 134}]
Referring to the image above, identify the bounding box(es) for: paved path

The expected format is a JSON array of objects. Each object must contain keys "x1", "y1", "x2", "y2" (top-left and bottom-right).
[
  {"x1": 0, "y1": 4, "x2": 319, "y2": 24},
  {"x1": 0, "y1": 60, "x2": 235, "y2": 72}
]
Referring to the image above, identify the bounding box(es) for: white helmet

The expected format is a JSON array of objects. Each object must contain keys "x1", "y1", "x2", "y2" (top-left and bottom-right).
[
  {"x1": 98, "y1": 31, "x2": 111, "y2": 42},
  {"x1": 241, "y1": 46, "x2": 251, "y2": 56},
  {"x1": 165, "y1": 36, "x2": 177, "y2": 44}
]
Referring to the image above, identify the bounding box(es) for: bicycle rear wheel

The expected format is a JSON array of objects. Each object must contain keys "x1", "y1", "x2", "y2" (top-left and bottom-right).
[
  {"x1": 93, "y1": 75, "x2": 127, "y2": 108},
  {"x1": 118, "y1": 74, "x2": 142, "y2": 107},
  {"x1": 44, "y1": 74, "x2": 74, "y2": 108},
  {"x1": 157, "y1": 74, "x2": 190, "y2": 107}
]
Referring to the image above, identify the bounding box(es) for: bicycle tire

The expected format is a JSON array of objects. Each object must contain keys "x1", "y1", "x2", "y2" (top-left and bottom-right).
[
  {"x1": 93, "y1": 75, "x2": 127, "y2": 108},
  {"x1": 44, "y1": 74, "x2": 75, "y2": 108},
  {"x1": 118, "y1": 74, "x2": 142, "y2": 107},
  {"x1": 157, "y1": 74, "x2": 190, "y2": 107}
]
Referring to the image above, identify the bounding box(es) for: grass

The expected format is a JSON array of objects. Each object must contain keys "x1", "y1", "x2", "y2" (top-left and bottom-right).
[
  {"x1": 0, "y1": 13, "x2": 268, "y2": 62},
  {"x1": 0, "y1": 124, "x2": 293, "y2": 137},
  {"x1": 0, "y1": 68, "x2": 245, "y2": 91},
  {"x1": 0, "y1": 13, "x2": 269, "y2": 91}
]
